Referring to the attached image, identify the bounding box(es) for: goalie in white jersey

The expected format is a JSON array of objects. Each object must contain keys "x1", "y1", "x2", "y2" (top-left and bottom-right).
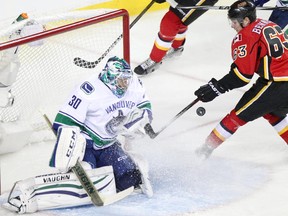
[
  {"x1": 3, "y1": 56, "x2": 153, "y2": 214},
  {"x1": 50, "y1": 56, "x2": 153, "y2": 193}
]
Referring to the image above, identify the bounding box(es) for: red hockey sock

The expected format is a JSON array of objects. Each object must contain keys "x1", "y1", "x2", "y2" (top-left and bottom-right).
[
  {"x1": 150, "y1": 10, "x2": 187, "y2": 62},
  {"x1": 205, "y1": 110, "x2": 247, "y2": 148},
  {"x1": 171, "y1": 27, "x2": 187, "y2": 49},
  {"x1": 263, "y1": 114, "x2": 288, "y2": 144}
]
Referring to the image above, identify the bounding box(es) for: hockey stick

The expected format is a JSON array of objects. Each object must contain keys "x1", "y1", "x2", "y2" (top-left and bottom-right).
[
  {"x1": 176, "y1": 5, "x2": 288, "y2": 10},
  {"x1": 73, "y1": 1, "x2": 155, "y2": 69},
  {"x1": 43, "y1": 114, "x2": 133, "y2": 206},
  {"x1": 145, "y1": 98, "x2": 200, "y2": 139}
]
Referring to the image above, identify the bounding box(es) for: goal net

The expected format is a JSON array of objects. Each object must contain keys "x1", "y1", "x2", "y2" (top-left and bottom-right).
[{"x1": 0, "y1": 9, "x2": 130, "y2": 154}]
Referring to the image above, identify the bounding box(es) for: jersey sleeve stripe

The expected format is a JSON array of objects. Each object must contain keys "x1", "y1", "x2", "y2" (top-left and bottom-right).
[{"x1": 233, "y1": 67, "x2": 251, "y2": 83}]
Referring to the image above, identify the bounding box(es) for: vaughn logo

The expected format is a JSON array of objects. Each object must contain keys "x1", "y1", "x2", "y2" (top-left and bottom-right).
[
  {"x1": 42, "y1": 174, "x2": 71, "y2": 183},
  {"x1": 36, "y1": 173, "x2": 72, "y2": 184}
]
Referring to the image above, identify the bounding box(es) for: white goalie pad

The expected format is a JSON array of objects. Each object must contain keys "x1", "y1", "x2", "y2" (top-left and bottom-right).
[
  {"x1": 20, "y1": 20, "x2": 45, "y2": 46},
  {"x1": 0, "y1": 47, "x2": 20, "y2": 87},
  {"x1": 50, "y1": 126, "x2": 86, "y2": 173},
  {"x1": 2, "y1": 166, "x2": 116, "y2": 214}
]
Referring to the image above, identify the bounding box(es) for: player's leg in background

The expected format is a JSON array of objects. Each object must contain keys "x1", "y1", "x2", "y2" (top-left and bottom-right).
[
  {"x1": 268, "y1": 9, "x2": 288, "y2": 31},
  {"x1": 263, "y1": 113, "x2": 288, "y2": 144},
  {"x1": 195, "y1": 110, "x2": 247, "y2": 159}
]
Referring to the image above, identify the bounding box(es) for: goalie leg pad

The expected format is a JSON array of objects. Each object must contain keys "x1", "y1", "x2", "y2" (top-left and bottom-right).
[
  {"x1": 2, "y1": 177, "x2": 38, "y2": 214},
  {"x1": 3, "y1": 166, "x2": 116, "y2": 213},
  {"x1": 20, "y1": 20, "x2": 45, "y2": 46},
  {"x1": 0, "y1": 49, "x2": 20, "y2": 87},
  {"x1": 50, "y1": 126, "x2": 86, "y2": 173}
]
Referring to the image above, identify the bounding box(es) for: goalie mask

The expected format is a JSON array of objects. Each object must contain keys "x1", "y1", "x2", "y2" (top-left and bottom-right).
[
  {"x1": 99, "y1": 56, "x2": 133, "y2": 98},
  {"x1": 228, "y1": 0, "x2": 256, "y2": 26}
]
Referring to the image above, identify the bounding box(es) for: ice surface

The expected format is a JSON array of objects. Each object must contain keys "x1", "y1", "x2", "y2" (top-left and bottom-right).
[{"x1": 1, "y1": 5, "x2": 288, "y2": 216}]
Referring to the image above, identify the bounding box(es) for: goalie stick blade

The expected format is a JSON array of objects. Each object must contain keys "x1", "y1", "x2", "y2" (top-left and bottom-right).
[
  {"x1": 73, "y1": 2, "x2": 155, "y2": 70},
  {"x1": 102, "y1": 186, "x2": 134, "y2": 206},
  {"x1": 144, "y1": 124, "x2": 158, "y2": 139},
  {"x1": 73, "y1": 57, "x2": 97, "y2": 69}
]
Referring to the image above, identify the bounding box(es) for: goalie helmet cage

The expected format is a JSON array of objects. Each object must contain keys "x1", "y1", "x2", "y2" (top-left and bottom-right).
[{"x1": 0, "y1": 9, "x2": 130, "y2": 154}]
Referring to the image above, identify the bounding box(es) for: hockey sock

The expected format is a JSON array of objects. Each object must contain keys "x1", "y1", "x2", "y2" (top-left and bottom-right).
[
  {"x1": 205, "y1": 110, "x2": 247, "y2": 148},
  {"x1": 150, "y1": 10, "x2": 187, "y2": 62},
  {"x1": 171, "y1": 28, "x2": 187, "y2": 49},
  {"x1": 263, "y1": 114, "x2": 288, "y2": 143}
]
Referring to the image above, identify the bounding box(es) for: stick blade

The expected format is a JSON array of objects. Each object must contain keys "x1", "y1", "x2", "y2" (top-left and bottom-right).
[
  {"x1": 73, "y1": 57, "x2": 96, "y2": 69},
  {"x1": 144, "y1": 124, "x2": 158, "y2": 139},
  {"x1": 102, "y1": 186, "x2": 134, "y2": 206}
]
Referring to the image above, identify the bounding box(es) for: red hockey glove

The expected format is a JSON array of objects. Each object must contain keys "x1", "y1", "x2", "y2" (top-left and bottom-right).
[{"x1": 194, "y1": 78, "x2": 227, "y2": 102}]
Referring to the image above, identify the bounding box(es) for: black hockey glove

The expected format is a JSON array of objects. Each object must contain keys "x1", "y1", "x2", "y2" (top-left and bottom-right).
[
  {"x1": 153, "y1": 0, "x2": 166, "y2": 3},
  {"x1": 194, "y1": 78, "x2": 227, "y2": 102}
]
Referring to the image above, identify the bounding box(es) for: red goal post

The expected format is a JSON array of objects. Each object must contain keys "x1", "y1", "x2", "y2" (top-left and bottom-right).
[
  {"x1": 0, "y1": 9, "x2": 130, "y2": 62},
  {"x1": 0, "y1": 9, "x2": 130, "y2": 154}
]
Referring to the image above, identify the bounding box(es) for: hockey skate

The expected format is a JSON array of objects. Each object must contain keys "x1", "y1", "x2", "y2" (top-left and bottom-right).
[
  {"x1": 164, "y1": 46, "x2": 184, "y2": 60},
  {"x1": 134, "y1": 58, "x2": 162, "y2": 75},
  {"x1": 195, "y1": 143, "x2": 215, "y2": 160},
  {"x1": 134, "y1": 46, "x2": 184, "y2": 75}
]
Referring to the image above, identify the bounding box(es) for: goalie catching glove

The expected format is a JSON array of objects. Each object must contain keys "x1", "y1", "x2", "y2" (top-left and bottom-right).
[
  {"x1": 119, "y1": 108, "x2": 152, "y2": 138},
  {"x1": 194, "y1": 78, "x2": 228, "y2": 102}
]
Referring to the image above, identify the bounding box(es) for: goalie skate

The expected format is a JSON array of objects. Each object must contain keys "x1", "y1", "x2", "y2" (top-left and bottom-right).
[{"x1": 134, "y1": 58, "x2": 162, "y2": 75}]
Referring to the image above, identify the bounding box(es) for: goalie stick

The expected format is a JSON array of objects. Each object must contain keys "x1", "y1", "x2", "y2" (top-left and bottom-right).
[
  {"x1": 176, "y1": 5, "x2": 288, "y2": 10},
  {"x1": 73, "y1": 0, "x2": 155, "y2": 69},
  {"x1": 43, "y1": 114, "x2": 133, "y2": 206},
  {"x1": 145, "y1": 98, "x2": 200, "y2": 139}
]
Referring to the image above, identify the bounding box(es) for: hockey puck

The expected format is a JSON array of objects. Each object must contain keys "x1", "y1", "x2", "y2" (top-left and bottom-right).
[{"x1": 196, "y1": 107, "x2": 206, "y2": 116}]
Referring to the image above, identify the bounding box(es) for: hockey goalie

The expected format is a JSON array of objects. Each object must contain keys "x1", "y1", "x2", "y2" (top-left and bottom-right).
[
  {"x1": 0, "y1": 13, "x2": 45, "y2": 108},
  {"x1": 2, "y1": 56, "x2": 153, "y2": 214}
]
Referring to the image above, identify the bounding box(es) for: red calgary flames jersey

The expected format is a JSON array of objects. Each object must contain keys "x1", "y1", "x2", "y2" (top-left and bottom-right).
[{"x1": 231, "y1": 18, "x2": 288, "y2": 82}]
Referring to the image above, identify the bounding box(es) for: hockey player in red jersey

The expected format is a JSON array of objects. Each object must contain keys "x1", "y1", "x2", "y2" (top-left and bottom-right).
[
  {"x1": 194, "y1": 0, "x2": 288, "y2": 159},
  {"x1": 134, "y1": 0, "x2": 218, "y2": 75}
]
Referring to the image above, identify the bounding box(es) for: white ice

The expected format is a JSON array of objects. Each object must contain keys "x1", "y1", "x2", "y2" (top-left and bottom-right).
[{"x1": 1, "y1": 5, "x2": 288, "y2": 216}]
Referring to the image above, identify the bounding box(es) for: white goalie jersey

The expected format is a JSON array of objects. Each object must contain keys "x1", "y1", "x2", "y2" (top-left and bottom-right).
[{"x1": 53, "y1": 73, "x2": 152, "y2": 149}]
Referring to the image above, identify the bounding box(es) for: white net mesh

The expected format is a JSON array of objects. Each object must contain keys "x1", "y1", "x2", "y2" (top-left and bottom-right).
[{"x1": 0, "y1": 9, "x2": 129, "y2": 145}]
